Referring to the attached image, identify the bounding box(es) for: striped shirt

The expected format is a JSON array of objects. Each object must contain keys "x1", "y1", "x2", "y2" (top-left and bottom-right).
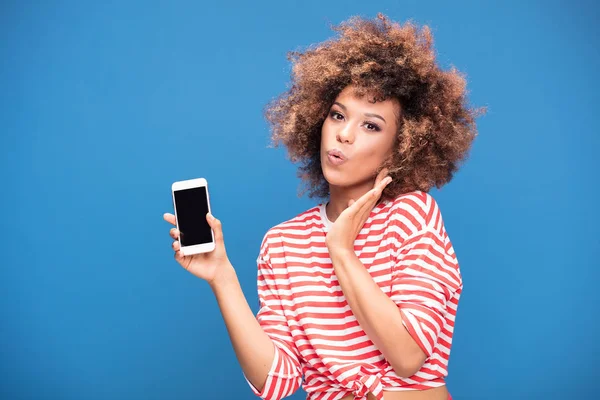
[{"x1": 245, "y1": 191, "x2": 462, "y2": 400}]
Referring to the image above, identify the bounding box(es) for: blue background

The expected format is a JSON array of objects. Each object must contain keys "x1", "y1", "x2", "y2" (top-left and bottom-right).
[{"x1": 1, "y1": 1, "x2": 598, "y2": 399}]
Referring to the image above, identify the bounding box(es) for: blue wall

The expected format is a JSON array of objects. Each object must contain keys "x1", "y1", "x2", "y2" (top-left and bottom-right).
[{"x1": 1, "y1": 1, "x2": 598, "y2": 399}]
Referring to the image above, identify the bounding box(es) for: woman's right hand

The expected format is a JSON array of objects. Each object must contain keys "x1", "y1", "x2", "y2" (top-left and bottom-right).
[{"x1": 163, "y1": 212, "x2": 234, "y2": 287}]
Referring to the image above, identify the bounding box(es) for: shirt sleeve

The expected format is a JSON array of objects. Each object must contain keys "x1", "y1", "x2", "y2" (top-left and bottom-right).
[
  {"x1": 244, "y1": 239, "x2": 303, "y2": 400},
  {"x1": 390, "y1": 227, "x2": 462, "y2": 358}
]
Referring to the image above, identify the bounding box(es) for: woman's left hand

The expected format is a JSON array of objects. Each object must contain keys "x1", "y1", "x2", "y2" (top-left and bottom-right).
[{"x1": 325, "y1": 169, "x2": 393, "y2": 255}]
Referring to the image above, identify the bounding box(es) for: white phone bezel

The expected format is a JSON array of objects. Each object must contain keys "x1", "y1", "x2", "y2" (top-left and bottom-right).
[{"x1": 171, "y1": 177, "x2": 216, "y2": 255}]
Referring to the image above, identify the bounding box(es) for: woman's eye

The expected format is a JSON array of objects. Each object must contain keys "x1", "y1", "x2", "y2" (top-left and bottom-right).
[
  {"x1": 365, "y1": 122, "x2": 381, "y2": 131},
  {"x1": 330, "y1": 111, "x2": 344, "y2": 120}
]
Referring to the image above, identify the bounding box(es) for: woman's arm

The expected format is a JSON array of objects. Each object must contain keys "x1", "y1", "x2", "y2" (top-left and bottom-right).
[
  {"x1": 209, "y1": 265, "x2": 276, "y2": 391},
  {"x1": 328, "y1": 249, "x2": 426, "y2": 378},
  {"x1": 211, "y1": 260, "x2": 303, "y2": 400},
  {"x1": 165, "y1": 212, "x2": 301, "y2": 399},
  {"x1": 324, "y1": 176, "x2": 457, "y2": 378},
  {"x1": 324, "y1": 175, "x2": 425, "y2": 376}
]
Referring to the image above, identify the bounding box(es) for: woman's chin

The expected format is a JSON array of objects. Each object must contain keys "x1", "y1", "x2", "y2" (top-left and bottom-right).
[
  {"x1": 324, "y1": 172, "x2": 366, "y2": 190},
  {"x1": 322, "y1": 170, "x2": 349, "y2": 187},
  {"x1": 322, "y1": 163, "x2": 375, "y2": 189}
]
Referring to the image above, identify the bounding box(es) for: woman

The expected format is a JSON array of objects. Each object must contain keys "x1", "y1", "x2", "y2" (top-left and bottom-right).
[{"x1": 164, "y1": 14, "x2": 481, "y2": 400}]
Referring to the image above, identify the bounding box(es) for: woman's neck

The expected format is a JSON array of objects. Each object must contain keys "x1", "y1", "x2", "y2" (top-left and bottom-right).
[{"x1": 325, "y1": 180, "x2": 375, "y2": 223}]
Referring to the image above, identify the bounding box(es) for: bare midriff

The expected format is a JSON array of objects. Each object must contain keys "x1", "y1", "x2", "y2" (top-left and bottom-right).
[{"x1": 339, "y1": 385, "x2": 449, "y2": 400}]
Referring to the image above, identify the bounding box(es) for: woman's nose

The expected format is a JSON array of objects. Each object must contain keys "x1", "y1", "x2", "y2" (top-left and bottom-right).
[{"x1": 336, "y1": 124, "x2": 355, "y2": 144}]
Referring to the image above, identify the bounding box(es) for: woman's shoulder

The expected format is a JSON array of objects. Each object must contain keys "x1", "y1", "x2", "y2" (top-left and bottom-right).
[
  {"x1": 268, "y1": 204, "x2": 322, "y2": 234},
  {"x1": 385, "y1": 190, "x2": 446, "y2": 235},
  {"x1": 388, "y1": 189, "x2": 437, "y2": 208},
  {"x1": 258, "y1": 204, "x2": 323, "y2": 250}
]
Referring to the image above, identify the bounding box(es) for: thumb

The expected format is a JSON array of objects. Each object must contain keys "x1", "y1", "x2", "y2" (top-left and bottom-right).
[{"x1": 206, "y1": 213, "x2": 224, "y2": 246}]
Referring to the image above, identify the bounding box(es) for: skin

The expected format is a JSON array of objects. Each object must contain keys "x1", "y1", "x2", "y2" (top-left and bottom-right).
[
  {"x1": 321, "y1": 88, "x2": 442, "y2": 397},
  {"x1": 162, "y1": 86, "x2": 449, "y2": 400},
  {"x1": 320, "y1": 85, "x2": 400, "y2": 222}
]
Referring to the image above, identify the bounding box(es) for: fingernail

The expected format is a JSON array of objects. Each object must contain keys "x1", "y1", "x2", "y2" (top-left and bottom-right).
[{"x1": 207, "y1": 213, "x2": 213, "y2": 221}]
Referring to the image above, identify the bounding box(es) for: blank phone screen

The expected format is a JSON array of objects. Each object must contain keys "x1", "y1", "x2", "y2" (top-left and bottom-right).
[{"x1": 173, "y1": 187, "x2": 212, "y2": 246}]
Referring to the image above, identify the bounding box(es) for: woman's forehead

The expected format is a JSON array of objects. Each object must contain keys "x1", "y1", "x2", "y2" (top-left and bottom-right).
[{"x1": 334, "y1": 86, "x2": 401, "y2": 116}]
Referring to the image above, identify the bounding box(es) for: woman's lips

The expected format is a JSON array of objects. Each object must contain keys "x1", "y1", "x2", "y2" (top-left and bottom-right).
[{"x1": 326, "y1": 149, "x2": 347, "y2": 166}]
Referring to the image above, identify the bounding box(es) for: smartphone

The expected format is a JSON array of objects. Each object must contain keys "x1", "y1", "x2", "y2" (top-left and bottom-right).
[{"x1": 171, "y1": 178, "x2": 216, "y2": 255}]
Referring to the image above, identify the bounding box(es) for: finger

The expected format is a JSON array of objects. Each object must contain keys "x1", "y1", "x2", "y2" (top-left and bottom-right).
[
  {"x1": 371, "y1": 177, "x2": 392, "y2": 204},
  {"x1": 169, "y1": 228, "x2": 180, "y2": 240},
  {"x1": 206, "y1": 213, "x2": 224, "y2": 247},
  {"x1": 174, "y1": 250, "x2": 185, "y2": 264},
  {"x1": 378, "y1": 176, "x2": 393, "y2": 191},
  {"x1": 342, "y1": 192, "x2": 374, "y2": 222},
  {"x1": 346, "y1": 175, "x2": 392, "y2": 218},
  {"x1": 172, "y1": 240, "x2": 180, "y2": 252},
  {"x1": 374, "y1": 168, "x2": 389, "y2": 187},
  {"x1": 352, "y1": 192, "x2": 378, "y2": 225},
  {"x1": 358, "y1": 182, "x2": 389, "y2": 218},
  {"x1": 370, "y1": 177, "x2": 392, "y2": 201},
  {"x1": 164, "y1": 213, "x2": 176, "y2": 226}
]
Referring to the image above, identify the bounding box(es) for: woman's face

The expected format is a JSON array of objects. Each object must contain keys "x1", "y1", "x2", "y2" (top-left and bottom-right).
[{"x1": 320, "y1": 86, "x2": 400, "y2": 191}]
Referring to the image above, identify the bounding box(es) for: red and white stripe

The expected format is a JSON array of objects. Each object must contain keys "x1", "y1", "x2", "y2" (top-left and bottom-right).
[{"x1": 246, "y1": 191, "x2": 462, "y2": 400}]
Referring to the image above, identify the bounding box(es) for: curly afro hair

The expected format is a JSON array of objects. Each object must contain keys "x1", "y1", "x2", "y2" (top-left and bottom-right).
[{"x1": 264, "y1": 13, "x2": 484, "y2": 200}]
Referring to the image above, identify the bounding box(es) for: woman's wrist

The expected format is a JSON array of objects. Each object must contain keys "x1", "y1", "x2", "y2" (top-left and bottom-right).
[
  {"x1": 208, "y1": 261, "x2": 238, "y2": 293},
  {"x1": 328, "y1": 247, "x2": 356, "y2": 266}
]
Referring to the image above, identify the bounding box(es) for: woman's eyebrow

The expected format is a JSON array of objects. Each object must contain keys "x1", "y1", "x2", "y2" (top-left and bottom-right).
[
  {"x1": 364, "y1": 112, "x2": 386, "y2": 124},
  {"x1": 333, "y1": 101, "x2": 347, "y2": 111},
  {"x1": 333, "y1": 102, "x2": 386, "y2": 124}
]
